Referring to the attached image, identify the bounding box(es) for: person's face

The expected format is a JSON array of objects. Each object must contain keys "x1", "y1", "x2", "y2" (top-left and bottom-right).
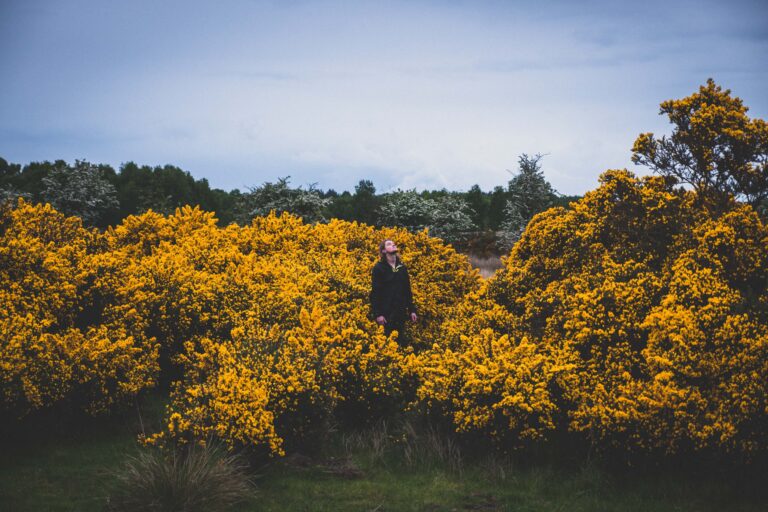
[{"x1": 384, "y1": 240, "x2": 398, "y2": 254}]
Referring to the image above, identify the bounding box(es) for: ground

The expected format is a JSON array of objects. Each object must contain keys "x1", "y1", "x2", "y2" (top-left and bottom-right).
[{"x1": 1, "y1": 395, "x2": 765, "y2": 511}]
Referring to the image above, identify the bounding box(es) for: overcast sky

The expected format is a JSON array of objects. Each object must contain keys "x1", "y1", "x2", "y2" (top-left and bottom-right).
[{"x1": 1, "y1": 0, "x2": 766, "y2": 195}]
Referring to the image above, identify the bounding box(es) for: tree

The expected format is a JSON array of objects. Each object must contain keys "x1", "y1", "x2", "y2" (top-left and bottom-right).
[
  {"x1": 326, "y1": 190, "x2": 354, "y2": 221},
  {"x1": 377, "y1": 189, "x2": 476, "y2": 246},
  {"x1": 0, "y1": 158, "x2": 30, "y2": 205},
  {"x1": 377, "y1": 190, "x2": 434, "y2": 233},
  {"x1": 40, "y1": 160, "x2": 119, "y2": 227},
  {"x1": 0, "y1": 159, "x2": 58, "y2": 202},
  {"x1": 465, "y1": 184, "x2": 488, "y2": 229},
  {"x1": 351, "y1": 179, "x2": 380, "y2": 226},
  {"x1": 117, "y1": 163, "x2": 199, "y2": 215},
  {"x1": 506, "y1": 154, "x2": 556, "y2": 219},
  {"x1": 428, "y1": 193, "x2": 477, "y2": 244},
  {"x1": 632, "y1": 78, "x2": 768, "y2": 213},
  {"x1": 0, "y1": 158, "x2": 22, "y2": 188},
  {"x1": 207, "y1": 187, "x2": 238, "y2": 226},
  {"x1": 497, "y1": 154, "x2": 558, "y2": 251},
  {"x1": 487, "y1": 186, "x2": 507, "y2": 231},
  {"x1": 235, "y1": 176, "x2": 331, "y2": 224},
  {"x1": 115, "y1": 162, "x2": 156, "y2": 216}
]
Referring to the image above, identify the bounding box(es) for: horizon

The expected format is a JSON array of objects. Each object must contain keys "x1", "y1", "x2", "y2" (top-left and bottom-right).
[{"x1": 0, "y1": 154, "x2": 591, "y2": 196}]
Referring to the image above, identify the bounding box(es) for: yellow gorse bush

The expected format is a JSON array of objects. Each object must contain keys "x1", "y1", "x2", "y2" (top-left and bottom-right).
[
  {"x1": 419, "y1": 170, "x2": 768, "y2": 453},
  {"x1": 72, "y1": 207, "x2": 480, "y2": 453},
  {"x1": 1, "y1": 199, "x2": 479, "y2": 453},
  {"x1": 139, "y1": 213, "x2": 480, "y2": 453},
  {"x1": 2, "y1": 172, "x2": 766, "y2": 457},
  {"x1": 0, "y1": 199, "x2": 158, "y2": 415}
]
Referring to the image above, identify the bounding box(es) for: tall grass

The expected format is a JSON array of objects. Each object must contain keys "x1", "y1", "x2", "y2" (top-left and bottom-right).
[
  {"x1": 341, "y1": 418, "x2": 464, "y2": 474},
  {"x1": 107, "y1": 442, "x2": 255, "y2": 512}
]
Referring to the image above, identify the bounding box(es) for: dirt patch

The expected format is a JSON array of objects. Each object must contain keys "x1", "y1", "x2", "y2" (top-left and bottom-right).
[{"x1": 467, "y1": 254, "x2": 504, "y2": 279}]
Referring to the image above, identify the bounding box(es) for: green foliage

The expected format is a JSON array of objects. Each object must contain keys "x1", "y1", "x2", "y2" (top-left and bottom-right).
[
  {"x1": 38, "y1": 160, "x2": 120, "y2": 228},
  {"x1": 498, "y1": 153, "x2": 558, "y2": 251},
  {"x1": 235, "y1": 176, "x2": 331, "y2": 224},
  {"x1": 323, "y1": 180, "x2": 383, "y2": 226},
  {"x1": 352, "y1": 179, "x2": 381, "y2": 226},
  {"x1": 0, "y1": 154, "x2": 574, "y2": 249},
  {"x1": 115, "y1": 162, "x2": 237, "y2": 225},
  {"x1": 0, "y1": 158, "x2": 52, "y2": 201},
  {"x1": 487, "y1": 185, "x2": 507, "y2": 231},
  {"x1": 377, "y1": 189, "x2": 477, "y2": 245},
  {"x1": 465, "y1": 184, "x2": 489, "y2": 229},
  {"x1": 0, "y1": 158, "x2": 30, "y2": 204},
  {"x1": 0, "y1": 158, "x2": 238, "y2": 228}
]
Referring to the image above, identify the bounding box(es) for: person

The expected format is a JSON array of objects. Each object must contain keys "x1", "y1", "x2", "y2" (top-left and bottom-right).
[{"x1": 369, "y1": 239, "x2": 418, "y2": 343}]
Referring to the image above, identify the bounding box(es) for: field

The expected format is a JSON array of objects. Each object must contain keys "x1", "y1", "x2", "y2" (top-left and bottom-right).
[{"x1": 1, "y1": 394, "x2": 767, "y2": 512}]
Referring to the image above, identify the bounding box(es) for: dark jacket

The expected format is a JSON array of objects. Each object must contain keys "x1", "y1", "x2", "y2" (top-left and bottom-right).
[{"x1": 369, "y1": 258, "x2": 417, "y2": 320}]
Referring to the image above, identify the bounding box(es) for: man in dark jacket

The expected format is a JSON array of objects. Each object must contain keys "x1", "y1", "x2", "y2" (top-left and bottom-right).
[{"x1": 370, "y1": 239, "x2": 418, "y2": 343}]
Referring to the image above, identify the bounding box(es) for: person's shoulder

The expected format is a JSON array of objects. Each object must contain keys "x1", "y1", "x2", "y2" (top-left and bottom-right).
[{"x1": 372, "y1": 260, "x2": 387, "y2": 273}]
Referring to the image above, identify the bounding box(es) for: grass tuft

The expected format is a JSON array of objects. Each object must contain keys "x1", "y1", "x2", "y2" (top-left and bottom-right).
[{"x1": 107, "y1": 442, "x2": 255, "y2": 512}]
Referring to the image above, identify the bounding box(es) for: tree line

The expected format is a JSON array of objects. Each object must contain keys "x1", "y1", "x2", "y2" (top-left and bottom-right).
[{"x1": 0, "y1": 154, "x2": 577, "y2": 254}]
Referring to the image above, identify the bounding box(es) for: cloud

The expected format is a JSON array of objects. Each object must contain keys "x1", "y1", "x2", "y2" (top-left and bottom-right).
[{"x1": 1, "y1": 0, "x2": 766, "y2": 196}]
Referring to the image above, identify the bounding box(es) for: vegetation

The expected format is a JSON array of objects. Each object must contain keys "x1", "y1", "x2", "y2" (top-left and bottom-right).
[
  {"x1": 1, "y1": 403, "x2": 766, "y2": 511},
  {"x1": 3, "y1": 175, "x2": 765, "y2": 457},
  {"x1": 234, "y1": 177, "x2": 331, "y2": 224},
  {"x1": 633, "y1": 78, "x2": 768, "y2": 214},
  {"x1": 1, "y1": 78, "x2": 767, "y2": 508},
  {"x1": 0, "y1": 159, "x2": 239, "y2": 227},
  {"x1": 426, "y1": 169, "x2": 768, "y2": 454},
  {"x1": 108, "y1": 442, "x2": 254, "y2": 512},
  {"x1": 0, "y1": 155, "x2": 569, "y2": 250},
  {"x1": 377, "y1": 189, "x2": 478, "y2": 245},
  {"x1": 497, "y1": 153, "x2": 558, "y2": 251}
]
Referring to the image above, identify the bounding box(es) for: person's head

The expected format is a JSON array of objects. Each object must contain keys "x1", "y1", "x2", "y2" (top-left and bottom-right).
[{"x1": 379, "y1": 239, "x2": 398, "y2": 261}]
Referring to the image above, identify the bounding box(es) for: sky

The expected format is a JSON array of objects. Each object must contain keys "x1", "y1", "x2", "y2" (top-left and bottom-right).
[{"x1": 1, "y1": 0, "x2": 766, "y2": 196}]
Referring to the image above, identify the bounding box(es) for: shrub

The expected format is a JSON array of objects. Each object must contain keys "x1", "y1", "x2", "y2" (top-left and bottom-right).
[
  {"x1": 128, "y1": 211, "x2": 480, "y2": 454},
  {"x1": 419, "y1": 170, "x2": 768, "y2": 454},
  {"x1": 0, "y1": 199, "x2": 157, "y2": 416}
]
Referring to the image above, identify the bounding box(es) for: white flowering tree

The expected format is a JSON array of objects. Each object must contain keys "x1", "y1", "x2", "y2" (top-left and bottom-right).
[
  {"x1": 378, "y1": 190, "x2": 476, "y2": 246},
  {"x1": 40, "y1": 160, "x2": 119, "y2": 226},
  {"x1": 236, "y1": 176, "x2": 332, "y2": 224}
]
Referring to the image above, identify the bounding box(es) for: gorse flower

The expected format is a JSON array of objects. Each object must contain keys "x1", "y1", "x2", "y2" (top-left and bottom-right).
[
  {"x1": 2, "y1": 173, "x2": 766, "y2": 458},
  {"x1": 418, "y1": 170, "x2": 768, "y2": 453},
  {"x1": 0, "y1": 199, "x2": 158, "y2": 416}
]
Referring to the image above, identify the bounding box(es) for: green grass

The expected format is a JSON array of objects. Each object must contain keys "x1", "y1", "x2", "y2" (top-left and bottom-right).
[
  {"x1": 1, "y1": 398, "x2": 766, "y2": 512},
  {"x1": 246, "y1": 456, "x2": 764, "y2": 512},
  {"x1": 0, "y1": 393, "x2": 166, "y2": 512},
  {"x1": 0, "y1": 429, "x2": 134, "y2": 511}
]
